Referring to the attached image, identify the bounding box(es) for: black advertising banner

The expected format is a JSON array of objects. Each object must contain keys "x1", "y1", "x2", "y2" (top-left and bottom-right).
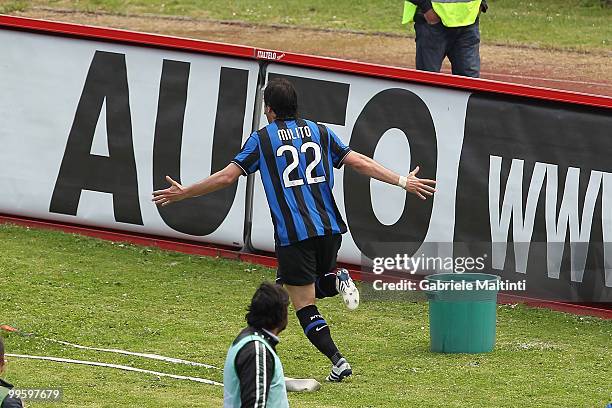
[{"x1": 455, "y1": 94, "x2": 612, "y2": 302}]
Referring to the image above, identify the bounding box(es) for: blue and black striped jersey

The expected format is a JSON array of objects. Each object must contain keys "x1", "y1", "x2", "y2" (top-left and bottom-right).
[{"x1": 232, "y1": 119, "x2": 350, "y2": 246}]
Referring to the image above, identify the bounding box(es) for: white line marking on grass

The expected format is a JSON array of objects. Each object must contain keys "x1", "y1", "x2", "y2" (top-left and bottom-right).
[
  {"x1": 1, "y1": 325, "x2": 220, "y2": 370},
  {"x1": 48, "y1": 339, "x2": 221, "y2": 370},
  {"x1": 6, "y1": 354, "x2": 223, "y2": 386}
]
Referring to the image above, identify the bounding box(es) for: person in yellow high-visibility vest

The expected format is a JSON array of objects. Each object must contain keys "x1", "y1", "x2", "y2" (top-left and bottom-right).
[{"x1": 403, "y1": 0, "x2": 488, "y2": 78}]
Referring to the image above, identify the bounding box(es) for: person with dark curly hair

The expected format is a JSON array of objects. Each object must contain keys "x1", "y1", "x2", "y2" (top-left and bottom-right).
[{"x1": 223, "y1": 282, "x2": 290, "y2": 407}]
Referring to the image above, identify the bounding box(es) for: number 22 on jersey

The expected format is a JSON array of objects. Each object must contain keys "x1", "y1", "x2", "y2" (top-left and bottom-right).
[{"x1": 276, "y1": 142, "x2": 326, "y2": 188}]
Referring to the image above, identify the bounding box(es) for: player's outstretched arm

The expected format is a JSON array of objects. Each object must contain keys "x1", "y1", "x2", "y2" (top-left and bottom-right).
[
  {"x1": 342, "y1": 151, "x2": 436, "y2": 200},
  {"x1": 151, "y1": 163, "x2": 243, "y2": 206}
]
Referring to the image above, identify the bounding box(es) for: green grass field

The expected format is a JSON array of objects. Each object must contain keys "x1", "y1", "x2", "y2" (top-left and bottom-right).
[
  {"x1": 0, "y1": 223, "x2": 610, "y2": 407},
  {"x1": 1, "y1": 0, "x2": 611, "y2": 51}
]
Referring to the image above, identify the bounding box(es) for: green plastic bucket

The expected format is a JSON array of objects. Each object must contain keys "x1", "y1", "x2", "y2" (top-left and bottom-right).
[{"x1": 424, "y1": 273, "x2": 500, "y2": 353}]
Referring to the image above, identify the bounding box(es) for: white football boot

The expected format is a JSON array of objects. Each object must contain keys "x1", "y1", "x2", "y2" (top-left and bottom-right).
[{"x1": 335, "y1": 268, "x2": 359, "y2": 311}]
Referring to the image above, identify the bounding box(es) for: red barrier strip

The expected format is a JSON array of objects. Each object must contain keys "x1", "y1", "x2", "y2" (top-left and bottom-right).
[
  {"x1": 1, "y1": 214, "x2": 610, "y2": 319},
  {"x1": 0, "y1": 14, "x2": 611, "y2": 109}
]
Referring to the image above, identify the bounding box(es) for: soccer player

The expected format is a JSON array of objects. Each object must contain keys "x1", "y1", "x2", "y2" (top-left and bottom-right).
[
  {"x1": 223, "y1": 282, "x2": 290, "y2": 407},
  {"x1": 152, "y1": 78, "x2": 436, "y2": 382},
  {"x1": 0, "y1": 337, "x2": 24, "y2": 408}
]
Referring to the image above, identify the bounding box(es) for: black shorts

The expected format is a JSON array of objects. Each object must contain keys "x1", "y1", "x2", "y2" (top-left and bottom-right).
[{"x1": 276, "y1": 234, "x2": 342, "y2": 286}]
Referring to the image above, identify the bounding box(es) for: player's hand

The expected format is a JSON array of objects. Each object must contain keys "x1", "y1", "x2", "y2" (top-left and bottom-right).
[
  {"x1": 404, "y1": 166, "x2": 436, "y2": 200},
  {"x1": 424, "y1": 9, "x2": 441, "y2": 25},
  {"x1": 152, "y1": 176, "x2": 188, "y2": 206}
]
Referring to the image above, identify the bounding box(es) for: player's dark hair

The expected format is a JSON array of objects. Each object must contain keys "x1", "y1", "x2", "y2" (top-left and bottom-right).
[
  {"x1": 246, "y1": 282, "x2": 290, "y2": 331},
  {"x1": 264, "y1": 78, "x2": 298, "y2": 120}
]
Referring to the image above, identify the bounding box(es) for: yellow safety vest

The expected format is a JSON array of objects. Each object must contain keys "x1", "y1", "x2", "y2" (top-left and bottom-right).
[{"x1": 402, "y1": 0, "x2": 482, "y2": 28}]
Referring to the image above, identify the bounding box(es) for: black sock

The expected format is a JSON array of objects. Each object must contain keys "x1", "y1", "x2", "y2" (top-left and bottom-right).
[
  {"x1": 296, "y1": 305, "x2": 342, "y2": 363},
  {"x1": 315, "y1": 272, "x2": 338, "y2": 299}
]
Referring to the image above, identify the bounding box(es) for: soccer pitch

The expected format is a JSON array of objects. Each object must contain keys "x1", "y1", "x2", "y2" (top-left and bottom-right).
[{"x1": 0, "y1": 224, "x2": 610, "y2": 407}]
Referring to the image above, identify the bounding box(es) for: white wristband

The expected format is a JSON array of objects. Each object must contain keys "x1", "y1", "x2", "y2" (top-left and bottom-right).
[{"x1": 398, "y1": 176, "x2": 408, "y2": 189}]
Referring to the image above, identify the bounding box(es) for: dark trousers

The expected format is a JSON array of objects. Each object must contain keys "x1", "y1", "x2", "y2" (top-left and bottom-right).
[{"x1": 414, "y1": 19, "x2": 481, "y2": 78}]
